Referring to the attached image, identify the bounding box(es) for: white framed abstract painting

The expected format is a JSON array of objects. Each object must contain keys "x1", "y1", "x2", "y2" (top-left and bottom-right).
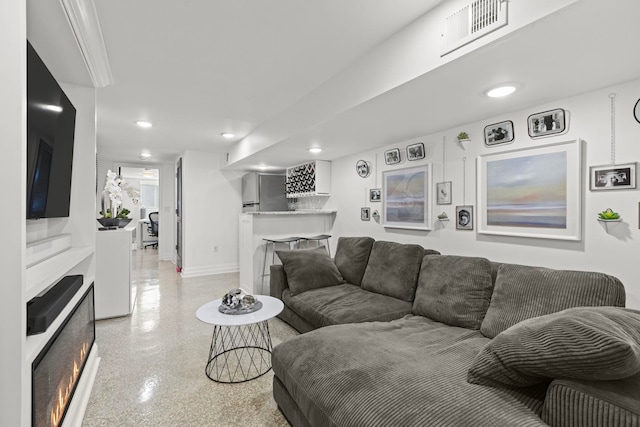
[
  {"x1": 382, "y1": 164, "x2": 431, "y2": 230},
  {"x1": 476, "y1": 139, "x2": 582, "y2": 241}
]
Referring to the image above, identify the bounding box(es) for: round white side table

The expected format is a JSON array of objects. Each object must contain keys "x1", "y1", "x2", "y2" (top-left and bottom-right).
[{"x1": 196, "y1": 295, "x2": 284, "y2": 383}]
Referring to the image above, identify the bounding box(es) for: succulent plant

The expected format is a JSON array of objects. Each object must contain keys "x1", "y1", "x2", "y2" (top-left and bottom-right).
[
  {"x1": 598, "y1": 208, "x2": 620, "y2": 220},
  {"x1": 457, "y1": 132, "x2": 469, "y2": 141}
]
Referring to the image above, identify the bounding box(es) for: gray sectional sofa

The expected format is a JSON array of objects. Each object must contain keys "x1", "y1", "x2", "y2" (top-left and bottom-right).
[{"x1": 269, "y1": 237, "x2": 640, "y2": 427}]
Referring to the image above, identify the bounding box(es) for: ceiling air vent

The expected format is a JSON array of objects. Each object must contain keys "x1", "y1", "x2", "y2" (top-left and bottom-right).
[{"x1": 441, "y1": 0, "x2": 508, "y2": 56}]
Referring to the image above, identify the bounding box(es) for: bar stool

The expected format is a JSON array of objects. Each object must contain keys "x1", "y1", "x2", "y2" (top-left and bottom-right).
[
  {"x1": 301, "y1": 234, "x2": 332, "y2": 256},
  {"x1": 262, "y1": 236, "x2": 301, "y2": 289}
]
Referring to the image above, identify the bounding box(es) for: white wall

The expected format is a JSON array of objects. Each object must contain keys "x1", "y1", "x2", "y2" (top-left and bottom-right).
[
  {"x1": 0, "y1": 1, "x2": 26, "y2": 424},
  {"x1": 326, "y1": 78, "x2": 640, "y2": 309},
  {"x1": 181, "y1": 151, "x2": 243, "y2": 277}
]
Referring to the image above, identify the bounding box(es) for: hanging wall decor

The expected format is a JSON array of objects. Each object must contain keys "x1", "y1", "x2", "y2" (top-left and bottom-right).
[
  {"x1": 356, "y1": 160, "x2": 371, "y2": 178},
  {"x1": 406, "y1": 142, "x2": 425, "y2": 161},
  {"x1": 369, "y1": 188, "x2": 381, "y2": 202},
  {"x1": 634, "y1": 98, "x2": 640, "y2": 124},
  {"x1": 477, "y1": 139, "x2": 582, "y2": 240},
  {"x1": 527, "y1": 108, "x2": 567, "y2": 138},
  {"x1": 589, "y1": 93, "x2": 637, "y2": 191},
  {"x1": 484, "y1": 120, "x2": 514, "y2": 146},
  {"x1": 382, "y1": 164, "x2": 431, "y2": 230},
  {"x1": 436, "y1": 181, "x2": 452, "y2": 205},
  {"x1": 455, "y1": 206, "x2": 473, "y2": 230},
  {"x1": 384, "y1": 148, "x2": 401, "y2": 165},
  {"x1": 361, "y1": 207, "x2": 371, "y2": 221}
]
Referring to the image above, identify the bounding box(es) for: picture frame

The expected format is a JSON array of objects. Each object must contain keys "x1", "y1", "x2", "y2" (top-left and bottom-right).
[
  {"x1": 356, "y1": 160, "x2": 371, "y2": 178},
  {"x1": 527, "y1": 108, "x2": 567, "y2": 138},
  {"x1": 382, "y1": 164, "x2": 431, "y2": 230},
  {"x1": 589, "y1": 162, "x2": 637, "y2": 191},
  {"x1": 456, "y1": 206, "x2": 473, "y2": 230},
  {"x1": 361, "y1": 207, "x2": 371, "y2": 221},
  {"x1": 369, "y1": 188, "x2": 381, "y2": 202},
  {"x1": 406, "y1": 142, "x2": 425, "y2": 161},
  {"x1": 436, "y1": 181, "x2": 452, "y2": 205},
  {"x1": 484, "y1": 120, "x2": 514, "y2": 146},
  {"x1": 477, "y1": 139, "x2": 582, "y2": 241},
  {"x1": 384, "y1": 148, "x2": 401, "y2": 165}
]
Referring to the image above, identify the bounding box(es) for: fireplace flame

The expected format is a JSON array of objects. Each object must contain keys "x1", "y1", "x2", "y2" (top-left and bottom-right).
[{"x1": 49, "y1": 341, "x2": 90, "y2": 427}]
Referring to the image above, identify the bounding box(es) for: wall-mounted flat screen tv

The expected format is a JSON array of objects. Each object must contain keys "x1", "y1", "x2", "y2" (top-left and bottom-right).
[{"x1": 26, "y1": 41, "x2": 76, "y2": 219}]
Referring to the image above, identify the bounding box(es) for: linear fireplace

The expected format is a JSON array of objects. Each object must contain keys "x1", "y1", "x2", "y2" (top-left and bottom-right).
[{"x1": 32, "y1": 284, "x2": 95, "y2": 427}]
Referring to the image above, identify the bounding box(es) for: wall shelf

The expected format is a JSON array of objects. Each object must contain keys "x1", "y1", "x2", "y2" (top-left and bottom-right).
[{"x1": 25, "y1": 246, "x2": 93, "y2": 301}]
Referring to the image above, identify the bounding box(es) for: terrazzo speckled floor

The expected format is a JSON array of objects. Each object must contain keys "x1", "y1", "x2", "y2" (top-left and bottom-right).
[{"x1": 82, "y1": 249, "x2": 298, "y2": 426}]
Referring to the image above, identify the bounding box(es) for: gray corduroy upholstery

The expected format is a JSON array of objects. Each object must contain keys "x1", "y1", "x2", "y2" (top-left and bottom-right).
[
  {"x1": 272, "y1": 316, "x2": 549, "y2": 427},
  {"x1": 480, "y1": 264, "x2": 626, "y2": 338}
]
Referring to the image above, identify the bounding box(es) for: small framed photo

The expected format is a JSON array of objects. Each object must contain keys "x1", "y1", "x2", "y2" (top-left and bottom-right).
[
  {"x1": 484, "y1": 120, "x2": 514, "y2": 146},
  {"x1": 406, "y1": 142, "x2": 425, "y2": 161},
  {"x1": 528, "y1": 108, "x2": 567, "y2": 138},
  {"x1": 370, "y1": 188, "x2": 381, "y2": 202},
  {"x1": 384, "y1": 148, "x2": 401, "y2": 165},
  {"x1": 456, "y1": 205, "x2": 473, "y2": 230},
  {"x1": 590, "y1": 163, "x2": 637, "y2": 191},
  {"x1": 436, "y1": 181, "x2": 452, "y2": 205},
  {"x1": 361, "y1": 207, "x2": 371, "y2": 221}
]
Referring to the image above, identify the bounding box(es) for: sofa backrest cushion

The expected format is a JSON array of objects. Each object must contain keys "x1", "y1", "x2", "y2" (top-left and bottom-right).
[
  {"x1": 468, "y1": 307, "x2": 640, "y2": 388},
  {"x1": 276, "y1": 246, "x2": 345, "y2": 296},
  {"x1": 360, "y1": 241, "x2": 425, "y2": 301},
  {"x1": 480, "y1": 264, "x2": 626, "y2": 338},
  {"x1": 334, "y1": 237, "x2": 375, "y2": 286},
  {"x1": 412, "y1": 255, "x2": 494, "y2": 329}
]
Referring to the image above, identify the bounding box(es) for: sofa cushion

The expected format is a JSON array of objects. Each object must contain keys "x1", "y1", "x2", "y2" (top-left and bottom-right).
[
  {"x1": 272, "y1": 316, "x2": 549, "y2": 427},
  {"x1": 276, "y1": 246, "x2": 344, "y2": 296},
  {"x1": 412, "y1": 255, "x2": 493, "y2": 329},
  {"x1": 282, "y1": 284, "x2": 412, "y2": 328},
  {"x1": 480, "y1": 264, "x2": 625, "y2": 338},
  {"x1": 333, "y1": 237, "x2": 375, "y2": 286},
  {"x1": 468, "y1": 307, "x2": 640, "y2": 389},
  {"x1": 360, "y1": 241, "x2": 425, "y2": 301}
]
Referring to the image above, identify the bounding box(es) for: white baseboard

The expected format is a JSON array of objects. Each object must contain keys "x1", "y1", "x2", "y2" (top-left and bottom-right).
[{"x1": 180, "y1": 263, "x2": 239, "y2": 278}]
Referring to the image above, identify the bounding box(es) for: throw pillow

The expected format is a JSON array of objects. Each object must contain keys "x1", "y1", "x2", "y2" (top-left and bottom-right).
[
  {"x1": 334, "y1": 237, "x2": 375, "y2": 285},
  {"x1": 480, "y1": 264, "x2": 625, "y2": 338},
  {"x1": 360, "y1": 241, "x2": 425, "y2": 302},
  {"x1": 276, "y1": 246, "x2": 345, "y2": 296},
  {"x1": 468, "y1": 307, "x2": 640, "y2": 389},
  {"x1": 412, "y1": 255, "x2": 493, "y2": 329}
]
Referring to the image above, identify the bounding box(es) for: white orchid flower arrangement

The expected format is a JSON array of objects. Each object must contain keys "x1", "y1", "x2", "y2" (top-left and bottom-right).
[{"x1": 101, "y1": 170, "x2": 142, "y2": 218}]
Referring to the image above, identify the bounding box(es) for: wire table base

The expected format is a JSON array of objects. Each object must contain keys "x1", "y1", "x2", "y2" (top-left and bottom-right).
[{"x1": 205, "y1": 321, "x2": 274, "y2": 383}]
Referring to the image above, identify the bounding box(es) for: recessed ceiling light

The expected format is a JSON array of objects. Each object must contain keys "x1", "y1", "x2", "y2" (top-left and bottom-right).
[
  {"x1": 221, "y1": 133, "x2": 235, "y2": 139},
  {"x1": 136, "y1": 120, "x2": 153, "y2": 128},
  {"x1": 257, "y1": 165, "x2": 268, "y2": 171},
  {"x1": 486, "y1": 85, "x2": 517, "y2": 98},
  {"x1": 308, "y1": 147, "x2": 322, "y2": 154},
  {"x1": 140, "y1": 152, "x2": 152, "y2": 158}
]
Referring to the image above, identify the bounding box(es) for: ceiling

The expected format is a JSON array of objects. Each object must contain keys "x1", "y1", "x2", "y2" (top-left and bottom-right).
[{"x1": 26, "y1": 0, "x2": 640, "y2": 171}]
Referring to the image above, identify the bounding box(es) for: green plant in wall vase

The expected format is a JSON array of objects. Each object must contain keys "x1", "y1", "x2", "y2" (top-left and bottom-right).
[{"x1": 456, "y1": 132, "x2": 470, "y2": 150}]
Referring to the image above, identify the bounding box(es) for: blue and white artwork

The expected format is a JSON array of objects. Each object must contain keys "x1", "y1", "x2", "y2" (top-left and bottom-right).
[{"x1": 486, "y1": 151, "x2": 567, "y2": 229}]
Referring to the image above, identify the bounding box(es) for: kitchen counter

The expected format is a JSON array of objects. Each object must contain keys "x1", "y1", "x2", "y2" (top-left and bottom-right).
[
  {"x1": 244, "y1": 210, "x2": 337, "y2": 215},
  {"x1": 239, "y1": 212, "x2": 336, "y2": 295}
]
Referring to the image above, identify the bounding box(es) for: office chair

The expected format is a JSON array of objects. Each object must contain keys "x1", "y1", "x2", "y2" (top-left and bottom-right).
[{"x1": 145, "y1": 211, "x2": 159, "y2": 249}]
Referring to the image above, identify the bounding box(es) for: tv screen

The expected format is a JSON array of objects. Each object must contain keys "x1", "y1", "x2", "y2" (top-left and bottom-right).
[{"x1": 26, "y1": 41, "x2": 76, "y2": 219}]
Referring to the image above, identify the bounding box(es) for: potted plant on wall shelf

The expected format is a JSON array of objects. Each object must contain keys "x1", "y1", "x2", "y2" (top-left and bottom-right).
[
  {"x1": 456, "y1": 132, "x2": 470, "y2": 150},
  {"x1": 597, "y1": 208, "x2": 621, "y2": 222},
  {"x1": 597, "y1": 208, "x2": 621, "y2": 233}
]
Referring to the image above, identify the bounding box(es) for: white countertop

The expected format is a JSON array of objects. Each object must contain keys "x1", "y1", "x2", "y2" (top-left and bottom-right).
[{"x1": 244, "y1": 210, "x2": 337, "y2": 215}]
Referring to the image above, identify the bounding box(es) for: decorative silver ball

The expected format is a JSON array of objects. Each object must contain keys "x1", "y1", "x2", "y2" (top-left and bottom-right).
[{"x1": 241, "y1": 294, "x2": 257, "y2": 309}]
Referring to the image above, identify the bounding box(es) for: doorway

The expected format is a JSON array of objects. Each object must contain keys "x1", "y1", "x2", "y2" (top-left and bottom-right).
[{"x1": 118, "y1": 166, "x2": 160, "y2": 250}]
